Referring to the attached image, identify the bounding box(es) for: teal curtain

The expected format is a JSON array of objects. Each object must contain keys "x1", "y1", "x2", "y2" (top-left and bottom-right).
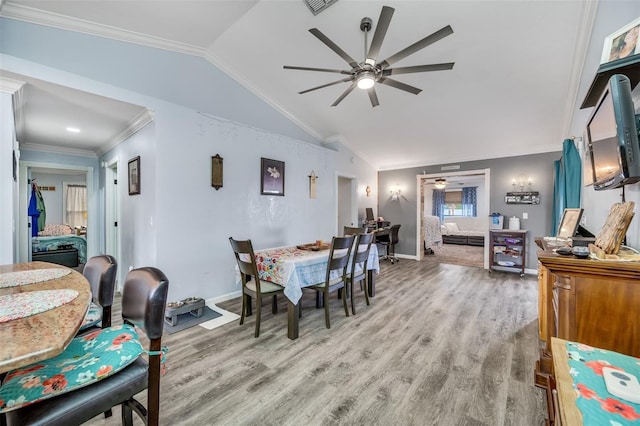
[
  {"x1": 462, "y1": 187, "x2": 477, "y2": 217},
  {"x1": 552, "y1": 139, "x2": 582, "y2": 234},
  {"x1": 432, "y1": 190, "x2": 445, "y2": 222}
]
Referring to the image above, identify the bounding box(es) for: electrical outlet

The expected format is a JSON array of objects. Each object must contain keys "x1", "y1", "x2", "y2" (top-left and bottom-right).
[{"x1": 522, "y1": 212, "x2": 528, "y2": 219}]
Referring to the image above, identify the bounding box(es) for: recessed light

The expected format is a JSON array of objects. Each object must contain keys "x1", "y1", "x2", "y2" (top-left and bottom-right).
[{"x1": 66, "y1": 127, "x2": 81, "y2": 133}]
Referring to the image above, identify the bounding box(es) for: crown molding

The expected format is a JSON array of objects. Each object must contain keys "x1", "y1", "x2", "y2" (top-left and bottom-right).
[
  {"x1": 20, "y1": 142, "x2": 97, "y2": 158},
  {"x1": 0, "y1": 75, "x2": 25, "y2": 138},
  {"x1": 97, "y1": 108, "x2": 155, "y2": 156},
  {"x1": 562, "y1": 0, "x2": 599, "y2": 137},
  {"x1": 0, "y1": 3, "x2": 204, "y2": 57}
]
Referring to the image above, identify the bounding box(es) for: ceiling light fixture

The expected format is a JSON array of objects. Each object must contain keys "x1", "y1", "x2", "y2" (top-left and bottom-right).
[
  {"x1": 357, "y1": 72, "x2": 375, "y2": 90},
  {"x1": 66, "y1": 127, "x2": 81, "y2": 133},
  {"x1": 434, "y1": 178, "x2": 447, "y2": 189}
]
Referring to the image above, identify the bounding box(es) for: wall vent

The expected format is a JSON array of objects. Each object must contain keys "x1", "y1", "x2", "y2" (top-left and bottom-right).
[
  {"x1": 303, "y1": 0, "x2": 339, "y2": 15},
  {"x1": 441, "y1": 165, "x2": 461, "y2": 171}
]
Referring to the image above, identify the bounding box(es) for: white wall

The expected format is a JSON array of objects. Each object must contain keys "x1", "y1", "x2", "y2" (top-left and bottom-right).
[
  {"x1": 0, "y1": 91, "x2": 16, "y2": 263},
  {"x1": 568, "y1": 2, "x2": 640, "y2": 249},
  {"x1": 30, "y1": 172, "x2": 86, "y2": 225}
]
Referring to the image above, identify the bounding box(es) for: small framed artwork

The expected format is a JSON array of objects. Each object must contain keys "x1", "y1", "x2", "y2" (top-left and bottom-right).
[
  {"x1": 601, "y1": 17, "x2": 640, "y2": 64},
  {"x1": 261, "y1": 157, "x2": 285, "y2": 196},
  {"x1": 128, "y1": 156, "x2": 141, "y2": 195}
]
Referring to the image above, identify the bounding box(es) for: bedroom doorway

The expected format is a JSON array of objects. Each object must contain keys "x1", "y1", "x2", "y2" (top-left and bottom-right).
[
  {"x1": 17, "y1": 161, "x2": 94, "y2": 264},
  {"x1": 416, "y1": 169, "x2": 490, "y2": 269}
]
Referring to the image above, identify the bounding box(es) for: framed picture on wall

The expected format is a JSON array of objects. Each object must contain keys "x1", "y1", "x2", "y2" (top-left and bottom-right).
[
  {"x1": 601, "y1": 17, "x2": 640, "y2": 64},
  {"x1": 128, "y1": 156, "x2": 141, "y2": 195},
  {"x1": 261, "y1": 157, "x2": 285, "y2": 196}
]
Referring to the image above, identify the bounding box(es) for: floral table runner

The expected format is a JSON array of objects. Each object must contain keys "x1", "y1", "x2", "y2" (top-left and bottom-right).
[
  {"x1": 0, "y1": 289, "x2": 79, "y2": 323},
  {"x1": 0, "y1": 269, "x2": 71, "y2": 289},
  {"x1": 565, "y1": 340, "x2": 640, "y2": 424}
]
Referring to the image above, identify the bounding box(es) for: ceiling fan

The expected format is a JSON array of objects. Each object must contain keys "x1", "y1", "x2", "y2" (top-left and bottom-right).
[
  {"x1": 283, "y1": 5, "x2": 454, "y2": 107},
  {"x1": 432, "y1": 178, "x2": 448, "y2": 189}
]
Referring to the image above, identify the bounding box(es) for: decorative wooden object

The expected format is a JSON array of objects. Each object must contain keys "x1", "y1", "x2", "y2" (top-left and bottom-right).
[
  {"x1": 308, "y1": 170, "x2": 318, "y2": 199},
  {"x1": 594, "y1": 201, "x2": 635, "y2": 253},
  {"x1": 211, "y1": 154, "x2": 223, "y2": 190}
]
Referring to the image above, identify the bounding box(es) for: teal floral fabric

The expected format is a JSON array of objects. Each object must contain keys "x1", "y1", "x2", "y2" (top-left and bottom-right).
[
  {"x1": 79, "y1": 301, "x2": 102, "y2": 330},
  {"x1": 0, "y1": 324, "x2": 143, "y2": 413}
]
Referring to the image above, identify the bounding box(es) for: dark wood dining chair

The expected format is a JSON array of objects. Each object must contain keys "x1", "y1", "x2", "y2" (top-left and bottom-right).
[
  {"x1": 78, "y1": 254, "x2": 118, "y2": 333},
  {"x1": 3, "y1": 267, "x2": 169, "y2": 426},
  {"x1": 309, "y1": 235, "x2": 355, "y2": 329},
  {"x1": 347, "y1": 232, "x2": 375, "y2": 315},
  {"x1": 229, "y1": 237, "x2": 285, "y2": 338}
]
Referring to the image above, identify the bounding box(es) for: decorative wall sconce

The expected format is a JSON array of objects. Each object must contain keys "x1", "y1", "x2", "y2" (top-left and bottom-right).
[
  {"x1": 390, "y1": 187, "x2": 401, "y2": 201},
  {"x1": 211, "y1": 154, "x2": 223, "y2": 190},
  {"x1": 512, "y1": 174, "x2": 532, "y2": 192},
  {"x1": 506, "y1": 174, "x2": 539, "y2": 204},
  {"x1": 365, "y1": 185, "x2": 371, "y2": 197}
]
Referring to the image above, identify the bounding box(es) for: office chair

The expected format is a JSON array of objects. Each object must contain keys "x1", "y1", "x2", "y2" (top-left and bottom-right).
[{"x1": 378, "y1": 224, "x2": 401, "y2": 264}]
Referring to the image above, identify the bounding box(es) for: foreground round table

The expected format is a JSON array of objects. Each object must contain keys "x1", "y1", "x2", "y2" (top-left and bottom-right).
[{"x1": 0, "y1": 262, "x2": 91, "y2": 373}]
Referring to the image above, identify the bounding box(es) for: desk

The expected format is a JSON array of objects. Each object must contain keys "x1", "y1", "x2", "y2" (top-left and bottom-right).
[
  {"x1": 0, "y1": 262, "x2": 90, "y2": 373},
  {"x1": 254, "y1": 245, "x2": 379, "y2": 339}
]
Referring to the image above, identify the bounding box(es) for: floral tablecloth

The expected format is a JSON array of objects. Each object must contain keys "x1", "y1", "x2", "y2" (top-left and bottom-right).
[
  {"x1": 254, "y1": 244, "x2": 379, "y2": 304},
  {"x1": 0, "y1": 268, "x2": 71, "y2": 289},
  {"x1": 565, "y1": 340, "x2": 640, "y2": 424}
]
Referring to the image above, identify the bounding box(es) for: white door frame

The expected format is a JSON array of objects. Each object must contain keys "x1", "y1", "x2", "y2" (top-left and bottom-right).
[
  {"x1": 415, "y1": 168, "x2": 491, "y2": 268},
  {"x1": 335, "y1": 172, "x2": 358, "y2": 236},
  {"x1": 105, "y1": 158, "x2": 122, "y2": 289}
]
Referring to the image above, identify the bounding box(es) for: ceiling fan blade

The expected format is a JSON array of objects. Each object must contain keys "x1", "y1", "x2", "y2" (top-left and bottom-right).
[
  {"x1": 367, "y1": 87, "x2": 380, "y2": 107},
  {"x1": 382, "y1": 63, "x2": 455, "y2": 76},
  {"x1": 378, "y1": 78, "x2": 422, "y2": 95},
  {"x1": 309, "y1": 28, "x2": 359, "y2": 68},
  {"x1": 331, "y1": 82, "x2": 357, "y2": 106},
  {"x1": 284, "y1": 65, "x2": 352, "y2": 75},
  {"x1": 299, "y1": 77, "x2": 353, "y2": 94},
  {"x1": 366, "y1": 6, "x2": 394, "y2": 65},
  {"x1": 379, "y1": 25, "x2": 454, "y2": 69}
]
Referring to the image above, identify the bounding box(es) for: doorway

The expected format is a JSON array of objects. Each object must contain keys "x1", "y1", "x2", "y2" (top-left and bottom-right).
[
  {"x1": 105, "y1": 159, "x2": 122, "y2": 289},
  {"x1": 17, "y1": 161, "x2": 95, "y2": 263},
  {"x1": 336, "y1": 174, "x2": 358, "y2": 235},
  {"x1": 416, "y1": 169, "x2": 490, "y2": 268}
]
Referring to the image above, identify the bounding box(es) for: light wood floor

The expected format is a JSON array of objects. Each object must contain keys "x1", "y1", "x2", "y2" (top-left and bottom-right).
[{"x1": 86, "y1": 260, "x2": 546, "y2": 426}]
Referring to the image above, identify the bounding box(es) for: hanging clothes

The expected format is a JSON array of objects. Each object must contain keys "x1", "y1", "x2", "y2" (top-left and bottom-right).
[
  {"x1": 552, "y1": 139, "x2": 582, "y2": 235},
  {"x1": 36, "y1": 187, "x2": 46, "y2": 232},
  {"x1": 28, "y1": 185, "x2": 40, "y2": 237}
]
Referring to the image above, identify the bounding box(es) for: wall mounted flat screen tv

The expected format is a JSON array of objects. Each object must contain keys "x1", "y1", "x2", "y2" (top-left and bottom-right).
[{"x1": 586, "y1": 74, "x2": 640, "y2": 191}]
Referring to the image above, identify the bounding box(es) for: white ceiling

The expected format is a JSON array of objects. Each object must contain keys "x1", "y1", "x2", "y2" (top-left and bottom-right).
[{"x1": 0, "y1": 0, "x2": 596, "y2": 168}]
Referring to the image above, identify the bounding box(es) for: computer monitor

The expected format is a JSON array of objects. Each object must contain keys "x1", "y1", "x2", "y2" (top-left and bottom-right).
[{"x1": 365, "y1": 208, "x2": 375, "y2": 222}]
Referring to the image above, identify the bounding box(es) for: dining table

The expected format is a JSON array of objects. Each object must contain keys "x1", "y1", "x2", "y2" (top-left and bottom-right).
[
  {"x1": 253, "y1": 243, "x2": 380, "y2": 340},
  {"x1": 0, "y1": 261, "x2": 91, "y2": 374}
]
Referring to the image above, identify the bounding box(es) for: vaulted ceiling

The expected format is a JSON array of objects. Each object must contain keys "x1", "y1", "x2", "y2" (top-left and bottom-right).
[{"x1": 0, "y1": 1, "x2": 603, "y2": 168}]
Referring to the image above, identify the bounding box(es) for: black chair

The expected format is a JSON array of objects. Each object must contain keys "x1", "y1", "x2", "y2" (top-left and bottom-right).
[
  {"x1": 78, "y1": 254, "x2": 117, "y2": 333},
  {"x1": 309, "y1": 235, "x2": 355, "y2": 329},
  {"x1": 5, "y1": 267, "x2": 169, "y2": 426},
  {"x1": 377, "y1": 224, "x2": 401, "y2": 264},
  {"x1": 229, "y1": 237, "x2": 284, "y2": 338},
  {"x1": 347, "y1": 232, "x2": 375, "y2": 315}
]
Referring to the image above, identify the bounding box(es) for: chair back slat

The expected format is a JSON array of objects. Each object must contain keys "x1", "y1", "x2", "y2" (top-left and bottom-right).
[
  {"x1": 229, "y1": 237, "x2": 263, "y2": 291},
  {"x1": 326, "y1": 235, "x2": 355, "y2": 279}
]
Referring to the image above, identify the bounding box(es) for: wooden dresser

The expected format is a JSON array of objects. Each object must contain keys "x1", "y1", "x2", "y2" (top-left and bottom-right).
[{"x1": 536, "y1": 250, "x2": 640, "y2": 424}]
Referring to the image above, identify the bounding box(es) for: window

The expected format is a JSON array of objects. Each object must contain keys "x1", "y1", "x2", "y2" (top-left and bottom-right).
[
  {"x1": 442, "y1": 190, "x2": 475, "y2": 217},
  {"x1": 64, "y1": 184, "x2": 87, "y2": 228}
]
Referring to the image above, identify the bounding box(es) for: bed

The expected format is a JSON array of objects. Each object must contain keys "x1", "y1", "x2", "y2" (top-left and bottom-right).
[{"x1": 32, "y1": 225, "x2": 87, "y2": 265}]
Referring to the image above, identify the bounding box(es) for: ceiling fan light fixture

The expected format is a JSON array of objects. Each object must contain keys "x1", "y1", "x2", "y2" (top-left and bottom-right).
[
  {"x1": 357, "y1": 72, "x2": 375, "y2": 89},
  {"x1": 434, "y1": 178, "x2": 447, "y2": 189}
]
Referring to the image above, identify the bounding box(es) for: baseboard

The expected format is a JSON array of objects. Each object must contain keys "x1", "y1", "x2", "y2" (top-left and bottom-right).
[
  {"x1": 394, "y1": 254, "x2": 417, "y2": 261},
  {"x1": 206, "y1": 290, "x2": 241, "y2": 306}
]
